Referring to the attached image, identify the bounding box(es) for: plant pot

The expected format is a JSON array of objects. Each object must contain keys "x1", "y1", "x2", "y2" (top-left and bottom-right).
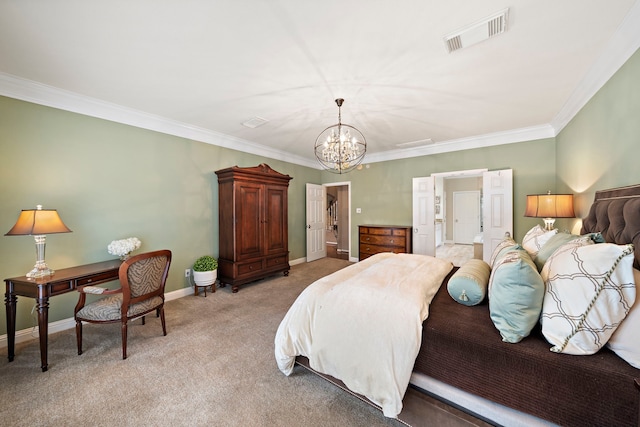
[{"x1": 193, "y1": 270, "x2": 217, "y2": 287}]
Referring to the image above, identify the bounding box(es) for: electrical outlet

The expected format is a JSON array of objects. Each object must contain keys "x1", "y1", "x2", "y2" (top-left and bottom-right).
[{"x1": 185, "y1": 269, "x2": 190, "y2": 278}]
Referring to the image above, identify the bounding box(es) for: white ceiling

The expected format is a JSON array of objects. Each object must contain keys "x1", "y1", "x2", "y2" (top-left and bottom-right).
[{"x1": 1, "y1": 1, "x2": 640, "y2": 168}]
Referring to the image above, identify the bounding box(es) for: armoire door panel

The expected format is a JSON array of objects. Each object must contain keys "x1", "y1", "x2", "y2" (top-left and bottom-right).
[
  {"x1": 237, "y1": 183, "x2": 263, "y2": 259},
  {"x1": 265, "y1": 186, "x2": 287, "y2": 255}
]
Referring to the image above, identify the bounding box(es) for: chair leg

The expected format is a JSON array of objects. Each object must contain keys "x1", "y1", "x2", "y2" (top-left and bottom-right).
[
  {"x1": 141, "y1": 315, "x2": 145, "y2": 325},
  {"x1": 121, "y1": 321, "x2": 128, "y2": 360},
  {"x1": 75, "y1": 320, "x2": 83, "y2": 355},
  {"x1": 160, "y1": 306, "x2": 167, "y2": 336}
]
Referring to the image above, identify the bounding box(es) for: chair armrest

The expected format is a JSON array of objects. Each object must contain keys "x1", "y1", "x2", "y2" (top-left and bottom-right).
[{"x1": 79, "y1": 286, "x2": 122, "y2": 295}]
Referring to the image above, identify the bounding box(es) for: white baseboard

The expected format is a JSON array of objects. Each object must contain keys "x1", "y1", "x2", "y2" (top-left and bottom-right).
[
  {"x1": 0, "y1": 286, "x2": 195, "y2": 349},
  {"x1": 290, "y1": 257, "x2": 305, "y2": 266},
  {"x1": 0, "y1": 257, "x2": 309, "y2": 349}
]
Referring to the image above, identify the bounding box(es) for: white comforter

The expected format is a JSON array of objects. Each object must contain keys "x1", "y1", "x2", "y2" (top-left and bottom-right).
[{"x1": 274, "y1": 252, "x2": 453, "y2": 418}]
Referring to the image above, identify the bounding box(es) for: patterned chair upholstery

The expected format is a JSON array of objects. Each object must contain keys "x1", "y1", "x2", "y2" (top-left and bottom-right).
[{"x1": 74, "y1": 249, "x2": 172, "y2": 359}]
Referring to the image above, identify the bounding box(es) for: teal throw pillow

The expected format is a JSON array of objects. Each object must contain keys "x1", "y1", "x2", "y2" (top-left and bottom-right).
[
  {"x1": 448, "y1": 259, "x2": 491, "y2": 306},
  {"x1": 488, "y1": 246, "x2": 545, "y2": 343}
]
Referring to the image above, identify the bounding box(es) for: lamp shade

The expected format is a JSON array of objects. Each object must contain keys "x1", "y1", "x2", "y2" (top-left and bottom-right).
[
  {"x1": 524, "y1": 193, "x2": 575, "y2": 219},
  {"x1": 5, "y1": 206, "x2": 72, "y2": 236}
]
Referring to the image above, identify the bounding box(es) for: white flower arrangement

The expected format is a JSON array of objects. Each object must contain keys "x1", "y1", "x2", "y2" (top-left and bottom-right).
[{"x1": 107, "y1": 237, "x2": 142, "y2": 258}]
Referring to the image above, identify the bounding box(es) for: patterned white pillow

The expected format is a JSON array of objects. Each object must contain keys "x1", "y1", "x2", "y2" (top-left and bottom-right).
[
  {"x1": 522, "y1": 224, "x2": 558, "y2": 259},
  {"x1": 540, "y1": 243, "x2": 635, "y2": 355},
  {"x1": 606, "y1": 268, "x2": 640, "y2": 368}
]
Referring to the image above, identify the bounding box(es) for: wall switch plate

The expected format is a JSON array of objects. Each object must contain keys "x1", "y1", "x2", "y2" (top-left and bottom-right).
[{"x1": 185, "y1": 269, "x2": 190, "y2": 278}]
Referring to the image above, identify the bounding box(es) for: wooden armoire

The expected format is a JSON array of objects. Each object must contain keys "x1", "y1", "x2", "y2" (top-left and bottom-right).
[{"x1": 215, "y1": 164, "x2": 292, "y2": 292}]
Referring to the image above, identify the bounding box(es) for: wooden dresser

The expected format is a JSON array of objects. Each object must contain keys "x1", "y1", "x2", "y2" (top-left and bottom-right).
[
  {"x1": 358, "y1": 225, "x2": 412, "y2": 261},
  {"x1": 216, "y1": 164, "x2": 292, "y2": 292}
]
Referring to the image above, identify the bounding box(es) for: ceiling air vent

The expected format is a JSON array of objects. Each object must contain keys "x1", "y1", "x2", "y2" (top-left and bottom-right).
[
  {"x1": 444, "y1": 8, "x2": 509, "y2": 53},
  {"x1": 241, "y1": 116, "x2": 269, "y2": 129}
]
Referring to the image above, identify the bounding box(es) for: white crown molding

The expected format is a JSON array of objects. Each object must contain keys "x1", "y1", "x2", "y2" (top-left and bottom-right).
[
  {"x1": 0, "y1": 72, "x2": 555, "y2": 166},
  {"x1": 0, "y1": 72, "x2": 318, "y2": 169},
  {"x1": 551, "y1": 0, "x2": 640, "y2": 134},
  {"x1": 2, "y1": 0, "x2": 638, "y2": 170},
  {"x1": 363, "y1": 124, "x2": 555, "y2": 164}
]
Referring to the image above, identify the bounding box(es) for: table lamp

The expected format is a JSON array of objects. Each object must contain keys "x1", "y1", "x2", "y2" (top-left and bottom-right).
[
  {"x1": 5, "y1": 205, "x2": 72, "y2": 278},
  {"x1": 524, "y1": 191, "x2": 575, "y2": 231}
]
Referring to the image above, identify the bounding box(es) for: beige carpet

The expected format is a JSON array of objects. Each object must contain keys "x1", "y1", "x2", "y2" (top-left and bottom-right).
[{"x1": 0, "y1": 258, "x2": 487, "y2": 427}]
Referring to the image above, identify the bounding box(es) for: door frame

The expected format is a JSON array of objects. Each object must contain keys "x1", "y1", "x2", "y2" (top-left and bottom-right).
[
  {"x1": 305, "y1": 181, "x2": 352, "y2": 262},
  {"x1": 324, "y1": 181, "x2": 352, "y2": 261}
]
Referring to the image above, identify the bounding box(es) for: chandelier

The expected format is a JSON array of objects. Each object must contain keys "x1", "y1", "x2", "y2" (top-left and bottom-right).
[{"x1": 314, "y1": 98, "x2": 366, "y2": 174}]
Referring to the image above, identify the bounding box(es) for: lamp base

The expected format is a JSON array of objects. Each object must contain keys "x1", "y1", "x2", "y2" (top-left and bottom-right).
[
  {"x1": 26, "y1": 266, "x2": 55, "y2": 278},
  {"x1": 26, "y1": 235, "x2": 54, "y2": 278},
  {"x1": 543, "y1": 218, "x2": 556, "y2": 231}
]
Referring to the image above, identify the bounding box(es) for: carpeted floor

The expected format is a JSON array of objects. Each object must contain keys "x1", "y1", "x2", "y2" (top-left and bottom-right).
[{"x1": 0, "y1": 258, "x2": 487, "y2": 427}]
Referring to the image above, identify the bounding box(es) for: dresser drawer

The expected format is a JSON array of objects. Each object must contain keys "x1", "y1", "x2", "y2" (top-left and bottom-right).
[
  {"x1": 237, "y1": 260, "x2": 264, "y2": 276},
  {"x1": 365, "y1": 227, "x2": 407, "y2": 237},
  {"x1": 360, "y1": 243, "x2": 407, "y2": 256},
  {"x1": 266, "y1": 255, "x2": 288, "y2": 268},
  {"x1": 360, "y1": 234, "x2": 407, "y2": 248}
]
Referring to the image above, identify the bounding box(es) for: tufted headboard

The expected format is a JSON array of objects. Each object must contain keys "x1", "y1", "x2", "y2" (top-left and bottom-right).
[{"x1": 581, "y1": 183, "x2": 640, "y2": 269}]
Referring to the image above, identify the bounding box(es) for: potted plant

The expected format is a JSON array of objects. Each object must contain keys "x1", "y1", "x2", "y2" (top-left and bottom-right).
[{"x1": 192, "y1": 255, "x2": 218, "y2": 288}]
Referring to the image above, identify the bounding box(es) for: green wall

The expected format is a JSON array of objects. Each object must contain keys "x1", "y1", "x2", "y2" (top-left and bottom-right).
[
  {"x1": 556, "y1": 47, "x2": 640, "y2": 225},
  {"x1": 0, "y1": 96, "x2": 320, "y2": 333},
  {"x1": 1, "y1": 47, "x2": 638, "y2": 336},
  {"x1": 323, "y1": 138, "x2": 557, "y2": 256}
]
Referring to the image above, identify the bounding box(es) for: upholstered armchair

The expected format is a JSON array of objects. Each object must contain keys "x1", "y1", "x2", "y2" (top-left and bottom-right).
[{"x1": 74, "y1": 249, "x2": 172, "y2": 359}]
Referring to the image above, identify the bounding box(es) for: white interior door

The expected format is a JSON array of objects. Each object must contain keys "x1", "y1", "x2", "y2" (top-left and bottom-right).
[
  {"x1": 482, "y1": 169, "x2": 513, "y2": 262},
  {"x1": 412, "y1": 176, "x2": 435, "y2": 256},
  {"x1": 306, "y1": 183, "x2": 326, "y2": 262},
  {"x1": 453, "y1": 191, "x2": 480, "y2": 244}
]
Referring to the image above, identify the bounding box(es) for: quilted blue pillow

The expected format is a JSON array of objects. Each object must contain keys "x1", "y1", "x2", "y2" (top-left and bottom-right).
[{"x1": 488, "y1": 245, "x2": 544, "y2": 343}]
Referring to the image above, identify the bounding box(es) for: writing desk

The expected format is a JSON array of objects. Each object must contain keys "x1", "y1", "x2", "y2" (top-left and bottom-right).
[{"x1": 4, "y1": 259, "x2": 122, "y2": 371}]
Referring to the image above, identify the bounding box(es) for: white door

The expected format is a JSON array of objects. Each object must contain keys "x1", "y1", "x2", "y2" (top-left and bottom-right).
[
  {"x1": 482, "y1": 169, "x2": 513, "y2": 263},
  {"x1": 453, "y1": 191, "x2": 480, "y2": 244},
  {"x1": 306, "y1": 183, "x2": 326, "y2": 262},
  {"x1": 412, "y1": 177, "x2": 435, "y2": 256}
]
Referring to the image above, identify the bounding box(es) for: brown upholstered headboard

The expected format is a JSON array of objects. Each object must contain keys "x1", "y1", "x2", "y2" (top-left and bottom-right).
[{"x1": 581, "y1": 183, "x2": 640, "y2": 269}]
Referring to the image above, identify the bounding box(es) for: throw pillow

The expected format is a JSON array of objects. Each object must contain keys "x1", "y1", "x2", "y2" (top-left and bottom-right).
[
  {"x1": 606, "y1": 268, "x2": 640, "y2": 368},
  {"x1": 489, "y1": 233, "x2": 517, "y2": 267},
  {"x1": 522, "y1": 224, "x2": 558, "y2": 259},
  {"x1": 540, "y1": 243, "x2": 635, "y2": 355},
  {"x1": 488, "y1": 246, "x2": 545, "y2": 343},
  {"x1": 447, "y1": 259, "x2": 491, "y2": 306},
  {"x1": 533, "y1": 233, "x2": 587, "y2": 271}
]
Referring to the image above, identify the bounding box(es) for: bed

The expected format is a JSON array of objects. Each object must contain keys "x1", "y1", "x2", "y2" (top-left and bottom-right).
[{"x1": 275, "y1": 184, "x2": 640, "y2": 426}]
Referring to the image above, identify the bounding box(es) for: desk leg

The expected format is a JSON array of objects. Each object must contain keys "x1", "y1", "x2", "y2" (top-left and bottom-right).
[
  {"x1": 36, "y1": 297, "x2": 49, "y2": 372},
  {"x1": 5, "y1": 288, "x2": 16, "y2": 362}
]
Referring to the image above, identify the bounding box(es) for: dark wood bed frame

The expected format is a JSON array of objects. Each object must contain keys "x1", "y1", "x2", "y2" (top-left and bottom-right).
[{"x1": 297, "y1": 184, "x2": 640, "y2": 427}]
